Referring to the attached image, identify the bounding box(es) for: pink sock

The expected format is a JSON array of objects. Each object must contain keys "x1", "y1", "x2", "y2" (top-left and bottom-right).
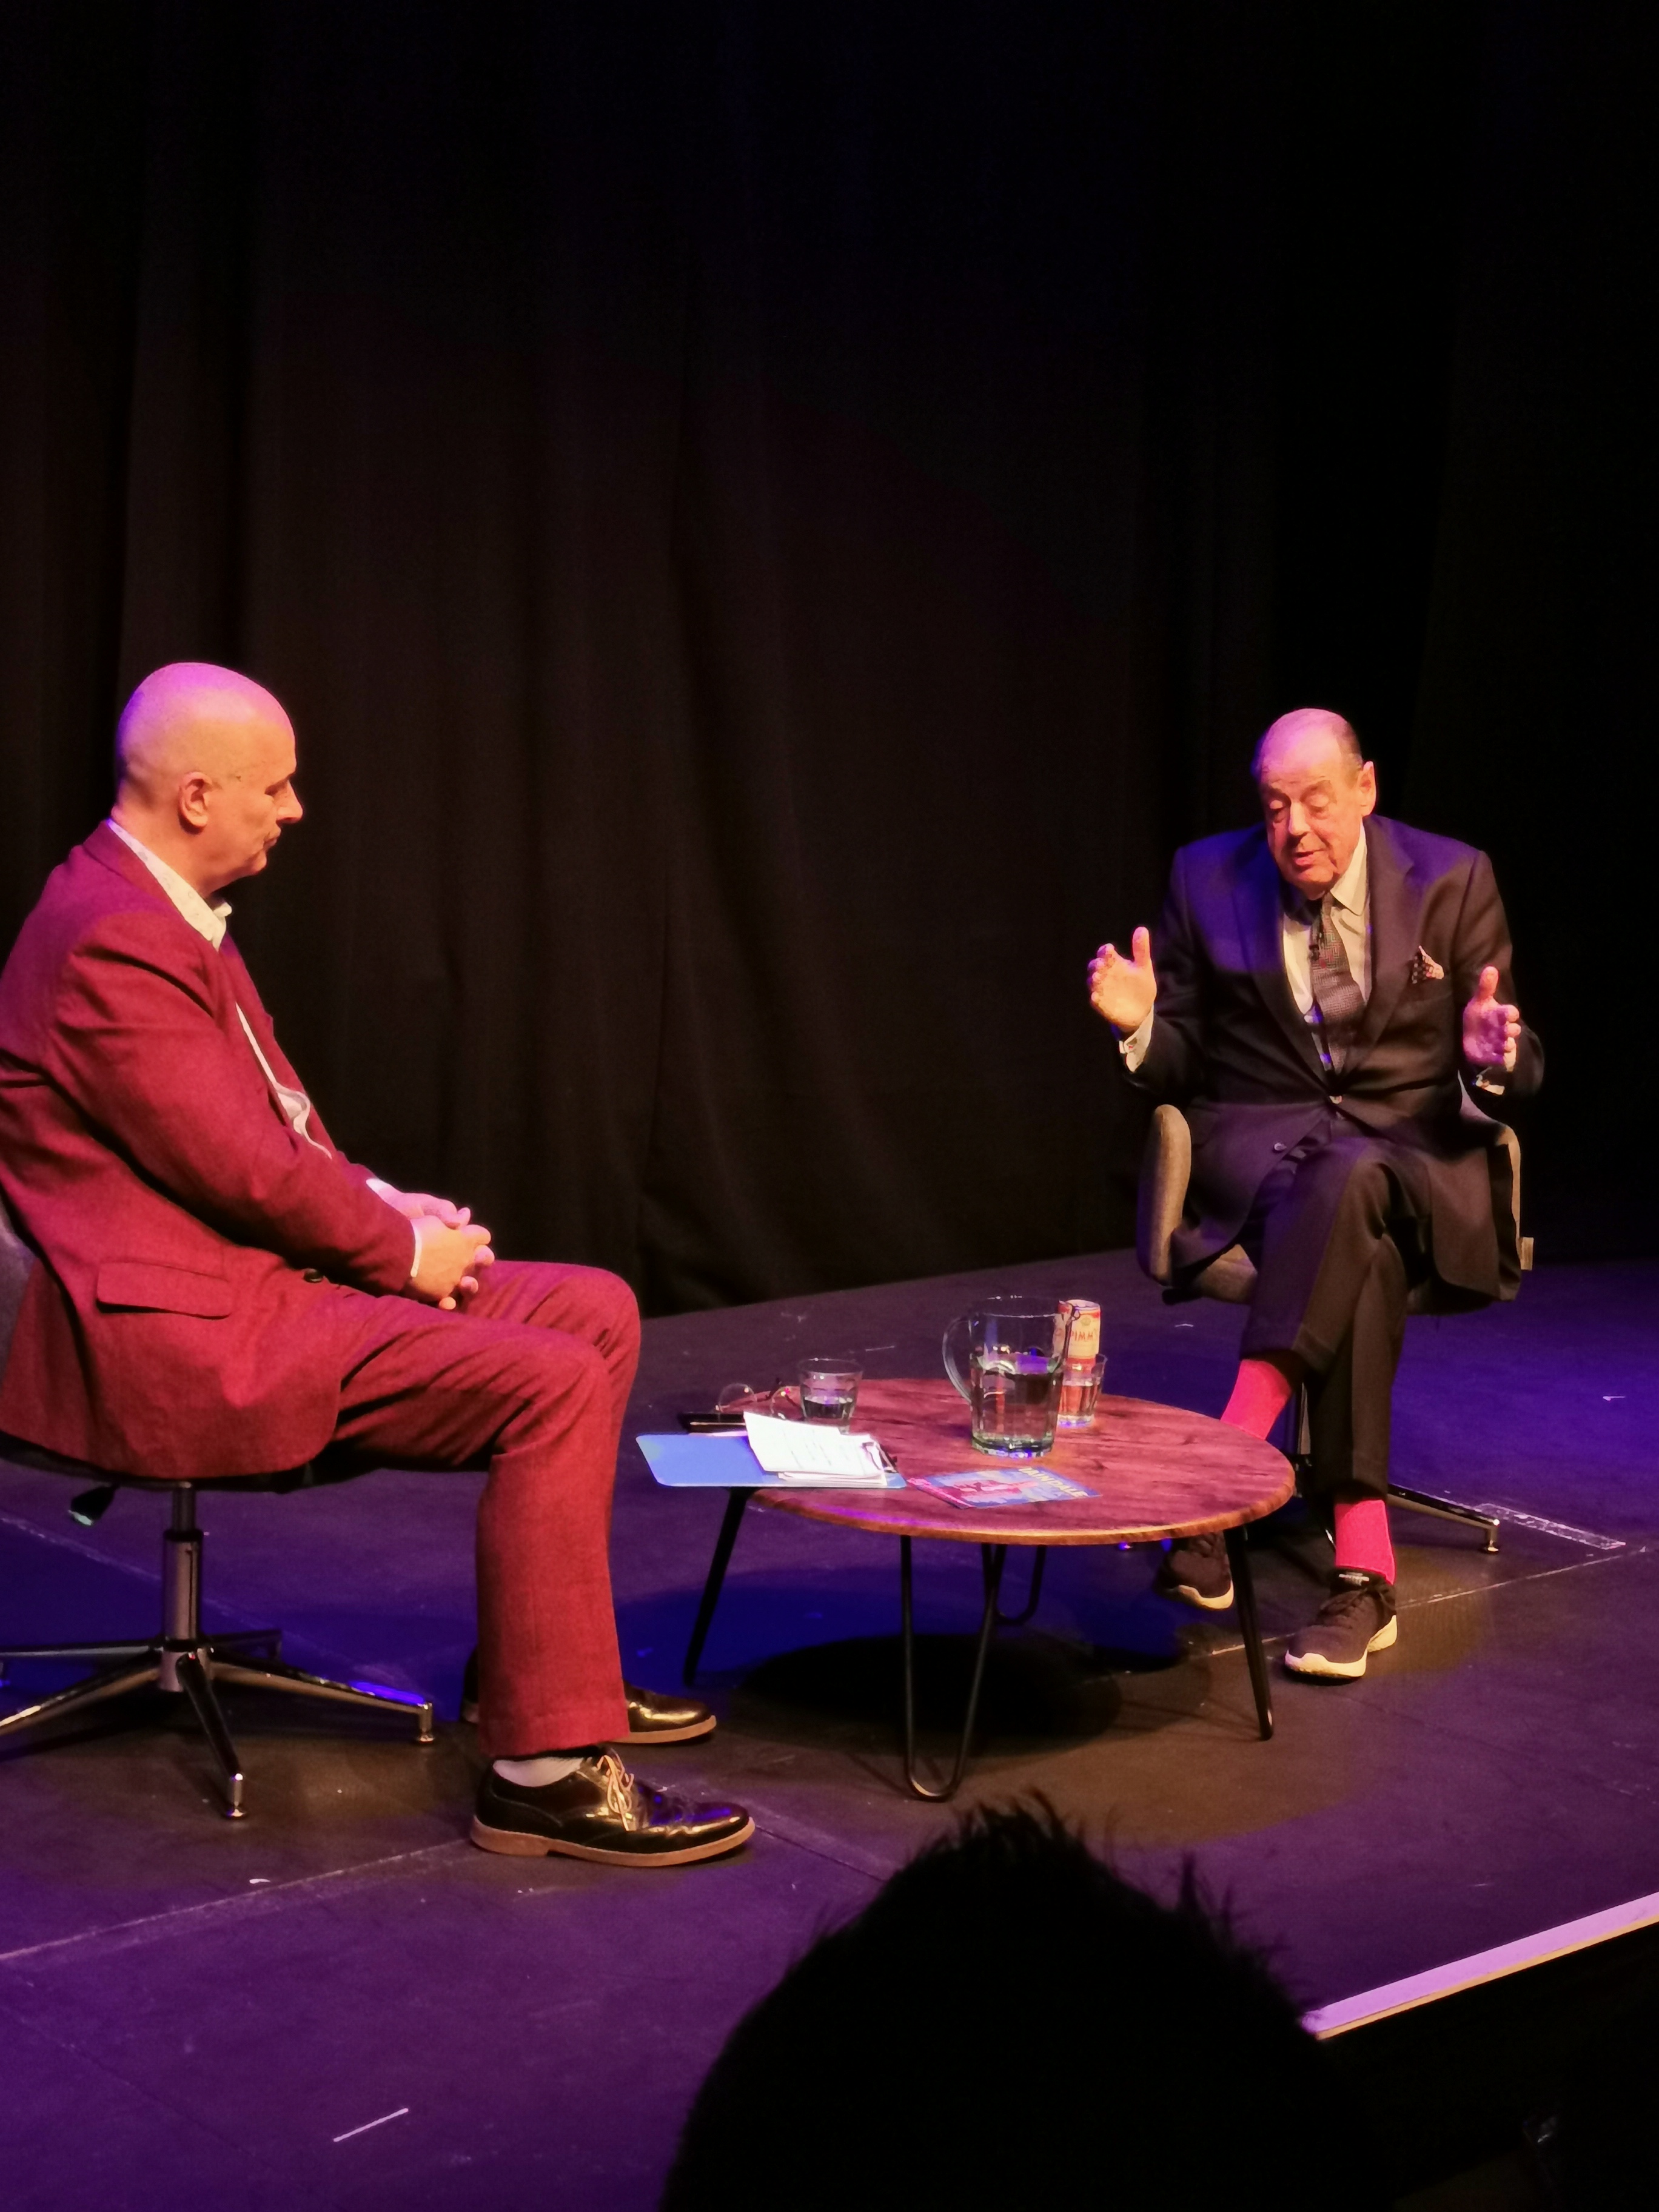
[
  {"x1": 1220, "y1": 1357, "x2": 1295, "y2": 1439},
  {"x1": 1333, "y1": 1497, "x2": 1396, "y2": 1583}
]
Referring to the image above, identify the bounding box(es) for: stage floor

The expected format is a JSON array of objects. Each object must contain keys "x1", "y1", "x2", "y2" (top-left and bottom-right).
[{"x1": 2, "y1": 1250, "x2": 1657, "y2": 2208}]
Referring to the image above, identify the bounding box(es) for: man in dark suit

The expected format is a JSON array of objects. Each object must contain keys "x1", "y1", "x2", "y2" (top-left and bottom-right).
[
  {"x1": 1088, "y1": 708, "x2": 1540, "y2": 1678},
  {"x1": 0, "y1": 662, "x2": 751, "y2": 1864}
]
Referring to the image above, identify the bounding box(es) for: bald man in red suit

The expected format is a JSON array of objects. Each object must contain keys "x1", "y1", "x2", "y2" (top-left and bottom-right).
[{"x1": 0, "y1": 663, "x2": 749, "y2": 1866}]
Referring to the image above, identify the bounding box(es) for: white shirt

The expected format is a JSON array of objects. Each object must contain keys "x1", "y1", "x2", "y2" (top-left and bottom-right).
[
  {"x1": 107, "y1": 820, "x2": 418, "y2": 1277},
  {"x1": 1119, "y1": 834, "x2": 1370, "y2": 1072},
  {"x1": 1280, "y1": 833, "x2": 1370, "y2": 1017}
]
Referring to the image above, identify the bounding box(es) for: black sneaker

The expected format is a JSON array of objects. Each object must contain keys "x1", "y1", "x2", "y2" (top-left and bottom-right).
[
  {"x1": 460, "y1": 1651, "x2": 716, "y2": 1744},
  {"x1": 471, "y1": 1753, "x2": 754, "y2": 1866},
  {"x1": 1155, "y1": 1531, "x2": 1234, "y2": 1611},
  {"x1": 1285, "y1": 1570, "x2": 1398, "y2": 1680}
]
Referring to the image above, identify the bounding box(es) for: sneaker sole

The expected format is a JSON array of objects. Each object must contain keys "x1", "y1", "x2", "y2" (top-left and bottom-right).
[
  {"x1": 461, "y1": 1699, "x2": 717, "y2": 1744},
  {"x1": 1284, "y1": 1615, "x2": 1398, "y2": 1680},
  {"x1": 469, "y1": 1814, "x2": 755, "y2": 1865},
  {"x1": 1159, "y1": 1579, "x2": 1235, "y2": 1613}
]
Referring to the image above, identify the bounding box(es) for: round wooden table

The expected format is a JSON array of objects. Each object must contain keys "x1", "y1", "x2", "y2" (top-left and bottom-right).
[{"x1": 682, "y1": 1378, "x2": 1293, "y2": 1798}]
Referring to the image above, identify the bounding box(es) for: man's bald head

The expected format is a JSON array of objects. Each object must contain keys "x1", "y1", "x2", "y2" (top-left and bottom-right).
[
  {"x1": 112, "y1": 663, "x2": 303, "y2": 897},
  {"x1": 116, "y1": 663, "x2": 292, "y2": 801},
  {"x1": 1251, "y1": 708, "x2": 1363, "y2": 786},
  {"x1": 1252, "y1": 706, "x2": 1375, "y2": 897}
]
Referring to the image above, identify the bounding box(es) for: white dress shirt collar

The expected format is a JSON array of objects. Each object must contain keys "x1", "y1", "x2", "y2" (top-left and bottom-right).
[
  {"x1": 1326, "y1": 828, "x2": 1369, "y2": 918},
  {"x1": 1120, "y1": 825, "x2": 1375, "y2": 1072},
  {"x1": 104, "y1": 822, "x2": 413, "y2": 1266},
  {"x1": 107, "y1": 820, "x2": 232, "y2": 950},
  {"x1": 107, "y1": 817, "x2": 328, "y2": 1155}
]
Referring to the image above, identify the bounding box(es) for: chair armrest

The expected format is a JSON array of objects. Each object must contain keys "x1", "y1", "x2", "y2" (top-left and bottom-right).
[{"x1": 1136, "y1": 1105, "x2": 1191, "y2": 1287}]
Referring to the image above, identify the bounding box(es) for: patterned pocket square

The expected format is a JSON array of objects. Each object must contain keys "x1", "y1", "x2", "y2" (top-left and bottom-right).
[{"x1": 1410, "y1": 945, "x2": 1446, "y2": 984}]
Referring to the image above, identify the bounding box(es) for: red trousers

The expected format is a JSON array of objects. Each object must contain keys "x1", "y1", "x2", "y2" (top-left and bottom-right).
[{"x1": 330, "y1": 1259, "x2": 640, "y2": 1758}]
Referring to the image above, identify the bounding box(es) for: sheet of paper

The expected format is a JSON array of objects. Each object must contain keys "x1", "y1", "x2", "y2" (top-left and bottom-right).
[
  {"x1": 635, "y1": 1432, "x2": 904, "y2": 1490},
  {"x1": 742, "y1": 1412, "x2": 893, "y2": 1483}
]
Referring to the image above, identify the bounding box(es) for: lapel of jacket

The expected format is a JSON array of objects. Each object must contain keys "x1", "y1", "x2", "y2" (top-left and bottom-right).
[
  {"x1": 218, "y1": 939, "x2": 291, "y2": 1078},
  {"x1": 1346, "y1": 816, "x2": 1424, "y2": 1067},
  {"x1": 1231, "y1": 834, "x2": 1329, "y2": 1081}
]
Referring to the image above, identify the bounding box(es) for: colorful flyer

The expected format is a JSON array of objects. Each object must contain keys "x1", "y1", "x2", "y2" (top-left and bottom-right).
[{"x1": 910, "y1": 1469, "x2": 1090, "y2": 1509}]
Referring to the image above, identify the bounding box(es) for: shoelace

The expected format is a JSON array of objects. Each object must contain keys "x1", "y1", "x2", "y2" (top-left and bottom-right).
[
  {"x1": 1322, "y1": 1578, "x2": 1383, "y2": 1621},
  {"x1": 594, "y1": 1750, "x2": 638, "y2": 1822}
]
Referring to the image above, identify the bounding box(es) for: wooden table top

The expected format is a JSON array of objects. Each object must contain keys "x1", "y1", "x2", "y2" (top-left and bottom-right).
[{"x1": 755, "y1": 1378, "x2": 1292, "y2": 1547}]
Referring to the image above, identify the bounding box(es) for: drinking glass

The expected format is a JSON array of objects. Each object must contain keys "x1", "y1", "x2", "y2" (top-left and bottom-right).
[
  {"x1": 1056, "y1": 1355, "x2": 1107, "y2": 1430},
  {"x1": 797, "y1": 1358, "x2": 862, "y2": 1430}
]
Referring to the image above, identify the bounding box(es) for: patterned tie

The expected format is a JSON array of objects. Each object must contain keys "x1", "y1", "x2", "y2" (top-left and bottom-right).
[{"x1": 1305, "y1": 893, "x2": 1364, "y2": 1074}]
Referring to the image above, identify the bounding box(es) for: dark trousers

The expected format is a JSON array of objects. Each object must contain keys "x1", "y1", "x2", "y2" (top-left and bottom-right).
[{"x1": 1232, "y1": 1128, "x2": 1434, "y2": 1502}]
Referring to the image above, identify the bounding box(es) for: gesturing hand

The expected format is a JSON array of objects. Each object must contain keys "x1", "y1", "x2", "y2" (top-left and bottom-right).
[
  {"x1": 1462, "y1": 965, "x2": 1521, "y2": 1071},
  {"x1": 1088, "y1": 925, "x2": 1156, "y2": 1034},
  {"x1": 411, "y1": 1216, "x2": 495, "y2": 1310}
]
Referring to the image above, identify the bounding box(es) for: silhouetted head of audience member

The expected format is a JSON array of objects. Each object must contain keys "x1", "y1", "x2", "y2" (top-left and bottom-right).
[{"x1": 662, "y1": 1800, "x2": 1371, "y2": 2210}]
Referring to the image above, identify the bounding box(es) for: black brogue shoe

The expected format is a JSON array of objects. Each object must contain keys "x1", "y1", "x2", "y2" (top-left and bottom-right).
[
  {"x1": 471, "y1": 1754, "x2": 753, "y2": 1866},
  {"x1": 619, "y1": 1682, "x2": 717, "y2": 1743},
  {"x1": 460, "y1": 1650, "x2": 716, "y2": 1743}
]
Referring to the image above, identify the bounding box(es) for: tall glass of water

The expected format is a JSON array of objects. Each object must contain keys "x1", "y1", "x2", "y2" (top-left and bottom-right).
[{"x1": 942, "y1": 1302, "x2": 1066, "y2": 1456}]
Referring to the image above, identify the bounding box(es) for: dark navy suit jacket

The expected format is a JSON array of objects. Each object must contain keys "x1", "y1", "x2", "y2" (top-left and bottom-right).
[{"x1": 1130, "y1": 814, "x2": 1543, "y2": 1298}]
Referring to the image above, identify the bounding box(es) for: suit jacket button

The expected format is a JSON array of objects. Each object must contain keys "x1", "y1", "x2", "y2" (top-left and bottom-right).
[
  {"x1": 1272, "y1": 1142, "x2": 1287, "y2": 1153},
  {"x1": 303, "y1": 1269, "x2": 325, "y2": 1283},
  {"x1": 1330, "y1": 1093, "x2": 1343, "y2": 1104}
]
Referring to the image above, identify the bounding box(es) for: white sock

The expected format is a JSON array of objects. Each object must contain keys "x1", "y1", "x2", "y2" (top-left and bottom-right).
[{"x1": 494, "y1": 1754, "x2": 584, "y2": 1788}]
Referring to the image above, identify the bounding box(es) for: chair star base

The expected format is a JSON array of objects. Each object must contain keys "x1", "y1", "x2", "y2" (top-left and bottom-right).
[{"x1": 0, "y1": 1483, "x2": 435, "y2": 1817}]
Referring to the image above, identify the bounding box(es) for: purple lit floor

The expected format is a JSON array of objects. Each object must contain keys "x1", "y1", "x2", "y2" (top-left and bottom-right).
[{"x1": 2, "y1": 1252, "x2": 1657, "y2": 2210}]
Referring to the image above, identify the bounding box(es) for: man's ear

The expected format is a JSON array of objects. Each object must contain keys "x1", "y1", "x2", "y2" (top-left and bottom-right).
[
  {"x1": 177, "y1": 771, "x2": 214, "y2": 830},
  {"x1": 1356, "y1": 761, "x2": 1378, "y2": 816}
]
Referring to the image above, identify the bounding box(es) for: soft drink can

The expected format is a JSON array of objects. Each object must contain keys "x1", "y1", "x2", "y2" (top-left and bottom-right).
[
  {"x1": 1056, "y1": 1299, "x2": 1104, "y2": 1429},
  {"x1": 1059, "y1": 1299, "x2": 1101, "y2": 1362}
]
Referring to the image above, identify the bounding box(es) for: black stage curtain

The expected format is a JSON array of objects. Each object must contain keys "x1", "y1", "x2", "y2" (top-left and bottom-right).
[{"x1": 2, "y1": 2, "x2": 1652, "y2": 1310}]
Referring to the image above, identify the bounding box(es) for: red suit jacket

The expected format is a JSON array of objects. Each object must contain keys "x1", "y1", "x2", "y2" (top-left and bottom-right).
[{"x1": 0, "y1": 825, "x2": 415, "y2": 1477}]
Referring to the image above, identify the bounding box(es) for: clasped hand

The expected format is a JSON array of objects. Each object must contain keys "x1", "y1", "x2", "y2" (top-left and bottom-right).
[
  {"x1": 375, "y1": 1184, "x2": 495, "y2": 1310},
  {"x1": 1462, "y1": 966, "x2": 1521, "y2": 1072}
]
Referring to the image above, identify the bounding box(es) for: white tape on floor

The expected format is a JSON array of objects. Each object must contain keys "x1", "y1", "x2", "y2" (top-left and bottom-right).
[{"x1": 1305, "y1": 1890, "x2": 1659, "y2": 2037}]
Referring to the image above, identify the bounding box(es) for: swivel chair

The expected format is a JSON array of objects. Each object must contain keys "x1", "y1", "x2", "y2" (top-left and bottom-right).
[
  {"x1": 1136, "y1": 1108, "x2": 1530, "y2": 1551},
  {"x1": 0, "y1": 1191, "x2": 434, "y2": 1817}
]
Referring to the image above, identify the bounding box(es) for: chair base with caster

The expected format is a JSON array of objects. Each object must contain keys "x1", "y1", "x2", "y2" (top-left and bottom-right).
[
  {"x1": 0, "y1": 1481, "x2": 435, "y2": 1818},
  {"x1": 1387, "y1": 1483, "x2": 1500, "y2": 1552},
  {"x1": 1279, "y1": 1383, "x2": 1501, "y2": 1553}
]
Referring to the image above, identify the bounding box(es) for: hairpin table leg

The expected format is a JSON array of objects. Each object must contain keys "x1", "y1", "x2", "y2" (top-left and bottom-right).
[
  {"x1": 683, "y1": 1489, "x2": 754, "y2": 1687},
  {"x1": 901, "y1": 1538, "x2": 1008, "y2": 1801},
  {"x1": 1225, "y1": 1526, "x2": 1273, "y2": 1740},
  {"x1": 994, "y1": 1545, "x2": 1046, "y2": 1627}
]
